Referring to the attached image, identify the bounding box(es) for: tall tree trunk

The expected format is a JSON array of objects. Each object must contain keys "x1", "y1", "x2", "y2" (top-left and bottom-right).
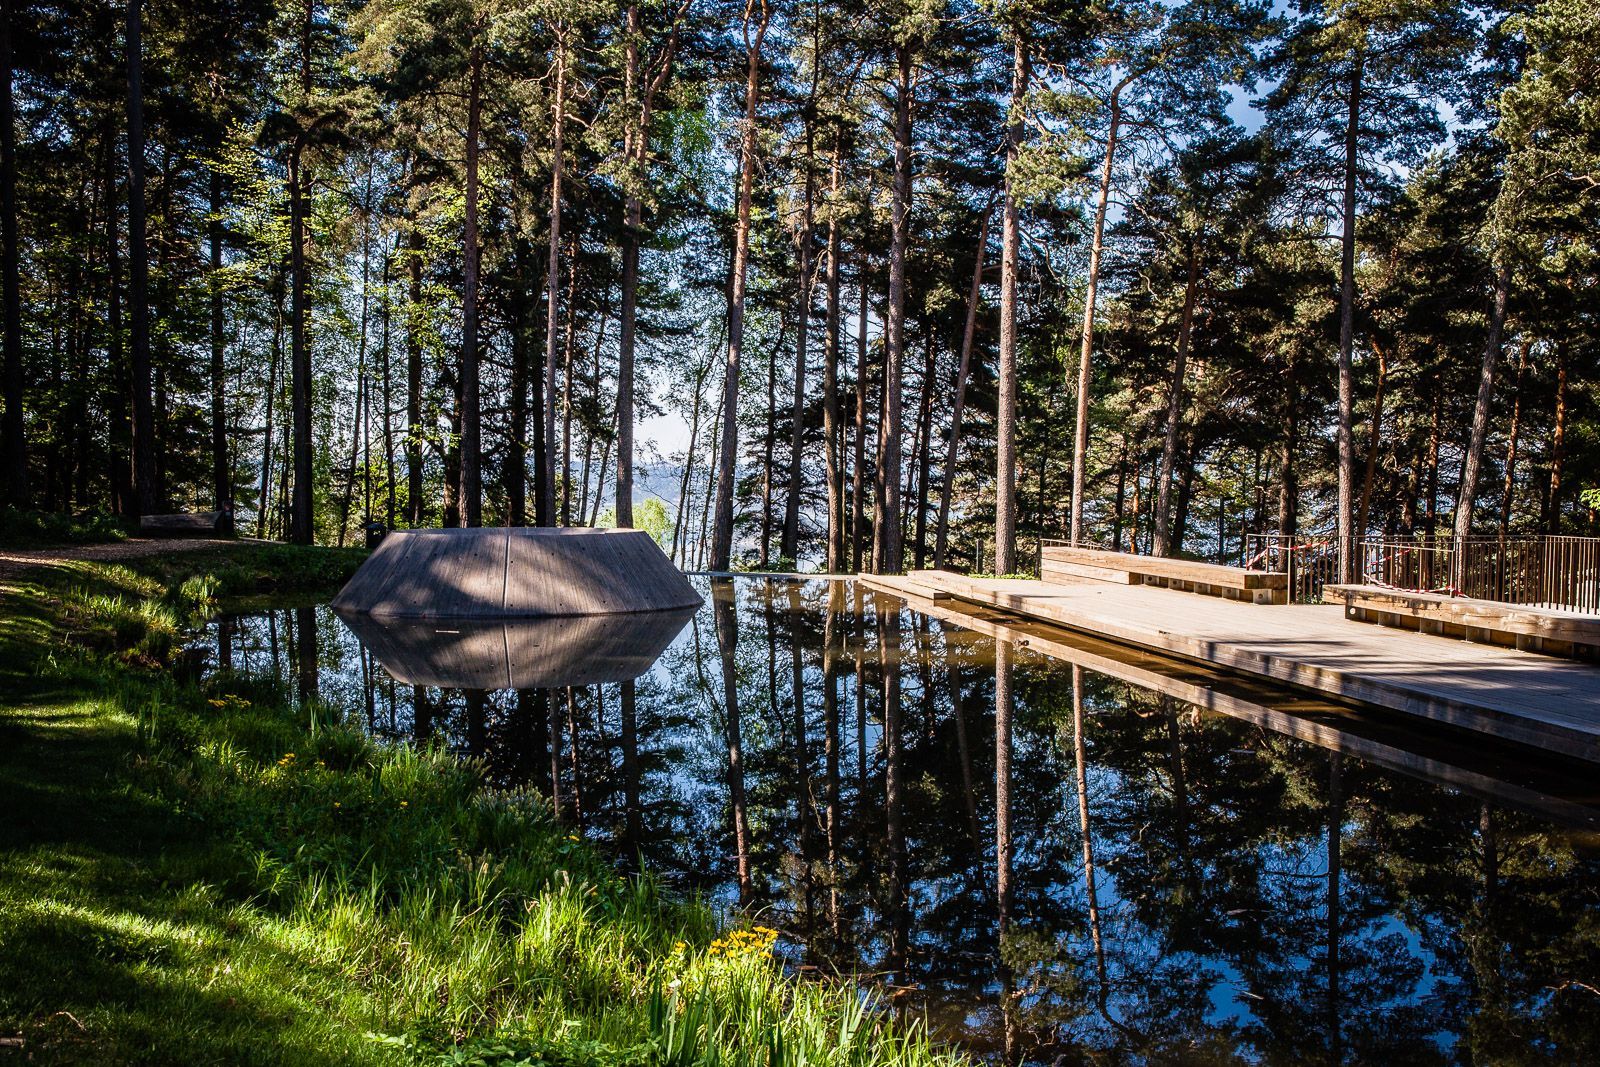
[
  {"x1": 461, "y1": 43, "x2": 484, "y2": 527},
  {"x1": 851, "y1": 251, "x2": 869, "y2": 570},
  {"x1": 910, "y1": 332, "x2": 935, "y2": 566},
  {"x1": 1423, "y1": 392, "x2": 1441, "y2": 536},
  {"x1": 616, "y1": 5, "x2": 643, "y2": 530},
  {"x1": 443, "y1": 370, "x2": 461, "y2": 528},
  {"x1": 1498, "y1": 338, "x2": 1530, "y2": 537},
  {"x1": 1356, "y1": 337, "x2": 1388, "y2": 540},
  {"x1": 259, "y1": 285, "x2": 282, "y2": 537},
  {"x1": 1070, "y1": 78, "x2": 1130, "y2": 546},
  {"x1": 1544, "y1": 342, "x2": 1568, "y2": 532},
  {"x1": 589, "y1": 406, "x2": 616, "y2": 527},
  {"x1": 0, "y1": 0, "x2": 24, "y2": 505},
  {"x1": 559, "y1": 237, "x2": 579, "y2": 525},
  {"x1": 1173, "y1": 434, "x2": 1196, "y2": 551},
  {"x1": 696, "y1": 394, "x2": 721, "y2": 568},
  {"x1": 126, "y1": 0, "x2": 157, "y2": 517},
  {"x1": 103, "y1": 113, "x2": 133, "y2": 517},
  {"x1": 209, "y1": 170, "x2": 229, "y2": 516},
  {"x1": 337, "y1": 342, "x2": 365, "y2": 545},
  {"x1": 995, "y1": 37, "x2": 1026, "y2": 574},
  {"x1": 578, "y1": 327, "x2": 597, "y2": 521},
  {"x1": 934, "y1": 208, "x2": 989, "y2": 570},
  {"x1": 405, "y1": 228, "x2": 424, "y2": 525},
  {"x1": 1152, "y1": 245, "x2": 1201, "y2": 556},
  {"x1": 338, "y1": 163, "x2": 376, "y2": 545},
  {"x1": 541, "y1": 29, "x2": 568, "y2": 527},
  {"x1": 615, "y1": 3, "x2": 681, "y2": 528},
  {"x1": 760, "y1": 327, "x2": 776, "y2": 565},
  {"x1": 1110, "y1": 432, "x2": 1128, "y2": 550},
  {"x1": 287, "y1": 0, "x2": 315, "y2": 543},
  {"x1": 781, "y1": 88, "x2": 818, "y2": 561},
  {"x1": 1334, "y1": 53, "x2": 1364, "y2": 581},
  {"x1": 671, "y1": 359, "x2": 707, "y2": 563},
  {"x1": 380, "y1": 250, "x2": 395, "y2": 529},
  {"x1": 508, "y1": 240, "x2": 531, "y2": 525},
  {"x1": 277, "y1": 393, "x2": 291, "y2": 536},
  {"x1": 875, "y1": 44, "x2": 913, "y2": 574},
  {"x1": 711, "y1": 0, "x2": 769, "y2": 569},
  {"x1": 821, "y1": 138, "x2": 846, "y2": 572},
  {"x1": 1277, "y1": 350, "x2": 1299, "y2": 539},
  {"x1": 1453, "y1": 260, "x2": 1510, "y2": 547}
]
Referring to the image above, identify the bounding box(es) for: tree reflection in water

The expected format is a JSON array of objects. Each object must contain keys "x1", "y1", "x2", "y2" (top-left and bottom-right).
[{"x1": 203, "y1": 579, "x2": 1600, "y2": 1064}]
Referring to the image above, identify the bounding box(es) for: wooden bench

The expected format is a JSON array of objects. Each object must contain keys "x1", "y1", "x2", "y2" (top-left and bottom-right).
[
  {"x1": 138, "y1": 511, "x2": 232, "y2": 537},
  {"x1": 1322, "y1": 584, "x2": 1600, "y2": 661},
  {"x1": 1041, "y1": 545, "x2": 1289, "y2": 605}
]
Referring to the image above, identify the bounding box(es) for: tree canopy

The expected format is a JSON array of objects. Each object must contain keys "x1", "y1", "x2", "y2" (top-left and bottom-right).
[{"x1": 1, "y1": 0, "x2": 1595, "y2": 565}]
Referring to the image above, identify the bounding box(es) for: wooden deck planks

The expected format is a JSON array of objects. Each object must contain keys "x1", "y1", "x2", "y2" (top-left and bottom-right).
[
  {"x1": 1040, "y1": 545, "x2": 1289, "y2": 589},
  {"x1": 1323, "y1": 583, "x2": 1600, "y2": 657},
  {"x1": 863, "y1": 570, "x2": 1600, "y2": 762}
]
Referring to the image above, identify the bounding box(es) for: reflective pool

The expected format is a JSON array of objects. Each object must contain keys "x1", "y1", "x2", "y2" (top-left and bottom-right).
[{"x1": 198, "y1": 577, "x2": 1600, "y2": 1064}]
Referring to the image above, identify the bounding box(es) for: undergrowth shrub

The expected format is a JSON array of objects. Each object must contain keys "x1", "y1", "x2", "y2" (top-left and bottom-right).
[{"x1": 0, "y1": 506, "x2": 130, "y2": 546}]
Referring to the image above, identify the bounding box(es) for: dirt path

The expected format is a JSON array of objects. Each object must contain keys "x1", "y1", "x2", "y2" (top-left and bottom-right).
[{"x1": 0, "y1": 538, "x2": 256, "y2": 584}]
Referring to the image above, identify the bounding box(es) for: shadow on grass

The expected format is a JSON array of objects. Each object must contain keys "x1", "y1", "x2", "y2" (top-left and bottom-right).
[{"x1": 0, "y1": 654, "x2": 387, "y2": 1065}]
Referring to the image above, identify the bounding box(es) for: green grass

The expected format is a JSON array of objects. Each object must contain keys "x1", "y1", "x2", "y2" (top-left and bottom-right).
[{"x1": 0, "y1": 546, "x2": 965, "y2": 1067}]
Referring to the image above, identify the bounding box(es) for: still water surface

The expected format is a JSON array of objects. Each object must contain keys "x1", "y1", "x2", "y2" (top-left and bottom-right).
[{"x1": 200, "y1": 577, "x2": 1600, "y2": 1065}]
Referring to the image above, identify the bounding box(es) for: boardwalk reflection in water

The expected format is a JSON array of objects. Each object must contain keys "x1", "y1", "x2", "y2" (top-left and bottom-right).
[{"x1": 200, "y1": 578, "x2": 1600, "y2": 1064}]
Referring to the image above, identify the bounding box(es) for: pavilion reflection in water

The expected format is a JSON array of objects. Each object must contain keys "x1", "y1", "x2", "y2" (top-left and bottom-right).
[
  {"x1": 334, "y1": 606, "x2": 695, "y2": 689},
  {"x1": 203, "y1": 578, "x2": 1600, "y2": 1064}
]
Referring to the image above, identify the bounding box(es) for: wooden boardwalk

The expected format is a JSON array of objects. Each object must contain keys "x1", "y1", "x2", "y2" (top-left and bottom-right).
[{"x1": 863, "y1": 570, "x2": 1600, "y2": 763}]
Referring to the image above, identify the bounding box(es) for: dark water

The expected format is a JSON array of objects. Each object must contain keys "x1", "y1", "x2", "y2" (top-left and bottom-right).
[{"x1": 199, "y1": 578, "x2": 1600, "y2": 1065}]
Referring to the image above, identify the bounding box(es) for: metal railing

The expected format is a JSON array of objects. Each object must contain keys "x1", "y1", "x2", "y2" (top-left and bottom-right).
[{"x1": 1243, "y1": 533, "x2": 1600, "y2": 614}]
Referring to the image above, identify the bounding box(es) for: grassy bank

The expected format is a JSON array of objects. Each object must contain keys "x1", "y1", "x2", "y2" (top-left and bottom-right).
[{"x1": 0, "y1": 546, "x2": 962, "y2": 1067}]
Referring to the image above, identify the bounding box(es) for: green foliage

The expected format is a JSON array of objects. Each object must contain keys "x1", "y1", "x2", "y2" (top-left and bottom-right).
[
  {"x1": 0, "y1": 508, "x2": 131, "y2": 547},
  {"x1": 597, "y1": 498, "x2": 675, "y2": 550}
]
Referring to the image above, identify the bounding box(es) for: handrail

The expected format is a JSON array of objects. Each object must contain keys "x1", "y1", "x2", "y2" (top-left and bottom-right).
[{"x1": 1242, "y1": 533, "x2": 1600, "y2": 614}]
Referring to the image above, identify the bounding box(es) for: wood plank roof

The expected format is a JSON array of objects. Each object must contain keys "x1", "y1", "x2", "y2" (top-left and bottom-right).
[{"x1": 332, "y1": 527, "x2": 702, "y2": 618}]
